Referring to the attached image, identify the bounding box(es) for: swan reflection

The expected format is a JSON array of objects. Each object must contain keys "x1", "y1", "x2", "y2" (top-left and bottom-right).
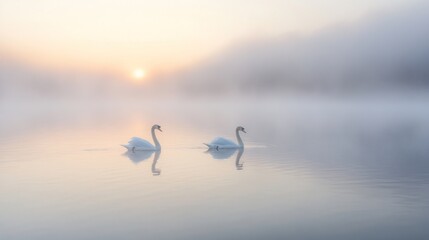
[
  {"x1": 206, "y1": 148, "x2": 237, "y2": 159},
  {"x1": 205, "y1": 148, "x2": 244, "y2": 170},
  {"x1": 123, "y1": 150, "x2": 155, "y2": 164},
  {"x1": 151, "y1": 151, "x2": 161, "y2": 176},
  {"x1": 123, "y1": 150, "x2": 162, "y2": 176},
  {"x1": 235, "y1": 148, "x2": 244, "y2": 170}
]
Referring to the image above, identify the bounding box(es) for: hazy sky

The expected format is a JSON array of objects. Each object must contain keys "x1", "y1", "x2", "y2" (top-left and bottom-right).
[{"x1": 0, "y1": 0, "x2": 409, "y2": 78}]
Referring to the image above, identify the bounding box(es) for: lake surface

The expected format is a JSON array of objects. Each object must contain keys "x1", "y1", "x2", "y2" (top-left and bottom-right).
[{"x1": 1, "y1": 97, "x2": 429, "y2": 240}]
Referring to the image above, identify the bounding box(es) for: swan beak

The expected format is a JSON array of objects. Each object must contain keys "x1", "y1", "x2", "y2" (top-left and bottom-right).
[
  {"x1": 158, "y1": 128, "x2": 162, "y2": 132},
  {"x1": 243, "y1": 129, "x2": 247, "y2": 133}
]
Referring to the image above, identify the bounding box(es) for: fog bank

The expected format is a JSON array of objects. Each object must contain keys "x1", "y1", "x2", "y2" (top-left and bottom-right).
[{"x1": 167, "y1": 1, "x2": 429, "y2": 96}]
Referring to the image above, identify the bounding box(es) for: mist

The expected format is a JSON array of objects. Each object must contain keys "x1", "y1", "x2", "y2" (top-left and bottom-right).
[{"x1": 166, "y1": 1, "x2": 429, "y2": 97}]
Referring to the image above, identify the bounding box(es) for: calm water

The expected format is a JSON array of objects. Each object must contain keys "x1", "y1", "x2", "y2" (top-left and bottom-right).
[{"x1": 1, "y1": 98, "x2": 429, "y2": 240}]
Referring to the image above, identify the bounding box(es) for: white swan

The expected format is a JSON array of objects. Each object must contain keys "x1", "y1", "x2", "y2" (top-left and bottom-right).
[
  {"x1": 122, "y1": 124, "x2": 162, "y2": 151},
  {"x1": 204, "y1": 126, "x2": 246, "y2": 149}
]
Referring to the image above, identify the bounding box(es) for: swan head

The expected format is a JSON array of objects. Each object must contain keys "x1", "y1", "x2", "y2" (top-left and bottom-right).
[
  {"x1": 152, "y1": 124, "x2": 162, "y2": 132},
  {"x1": 237, "y1": 126, "x2": 246, "y2": 133}
]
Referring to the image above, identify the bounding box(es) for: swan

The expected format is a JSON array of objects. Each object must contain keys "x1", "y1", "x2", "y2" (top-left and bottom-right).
[
  {"x1": 122, "y1": 124, "x2": 162, "y2": 151},
  {"x1": 204, "y1": 126, "x2": 246, "y2": 149}
]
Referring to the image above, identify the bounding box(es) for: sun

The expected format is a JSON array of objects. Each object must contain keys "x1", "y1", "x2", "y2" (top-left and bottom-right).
[{"x1": 132, "y1": 68, "x2": 146, "y2": 80}]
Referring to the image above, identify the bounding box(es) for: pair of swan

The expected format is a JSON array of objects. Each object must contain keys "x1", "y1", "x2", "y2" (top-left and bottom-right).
[
  {"x1": 122, "y1": 124, "x2": 246, "y2": 151},
  {"x1": 122, "y1": 124, "x2": 246, "y2": 172}
]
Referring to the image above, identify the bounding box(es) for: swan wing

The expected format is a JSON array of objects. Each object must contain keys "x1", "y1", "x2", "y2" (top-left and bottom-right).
[
  {"x1": 210, "y1": 137, "x2": 238, "y2": 147},
  {"x1": 128, "y1": 137, "x2": 155, "y2": 149}
]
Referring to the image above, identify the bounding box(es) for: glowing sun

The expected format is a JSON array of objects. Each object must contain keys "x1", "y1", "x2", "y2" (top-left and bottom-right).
[{"x1": 132, "y1": 68, "x2": 146, "y2": 80}]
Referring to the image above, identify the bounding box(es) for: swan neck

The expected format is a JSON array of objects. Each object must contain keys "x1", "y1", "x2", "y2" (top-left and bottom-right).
[
  {"x1": 236, "y1": 129, "x2": 244, "y2": 147},
  {"x1": 151, "y1": 128, "x2": 161, "y2": 149}
]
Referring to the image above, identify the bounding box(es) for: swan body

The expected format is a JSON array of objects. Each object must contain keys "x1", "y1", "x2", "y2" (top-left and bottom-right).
[
  {"x1": 205, "y1": 137, "x2": 238, "y2": 148},
  {"x1": 122, "y1": 124, "x2": 162, "y2": 151},
  {"x1": 204, "y1": 126, "x2": 246, "y2": 149}
]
